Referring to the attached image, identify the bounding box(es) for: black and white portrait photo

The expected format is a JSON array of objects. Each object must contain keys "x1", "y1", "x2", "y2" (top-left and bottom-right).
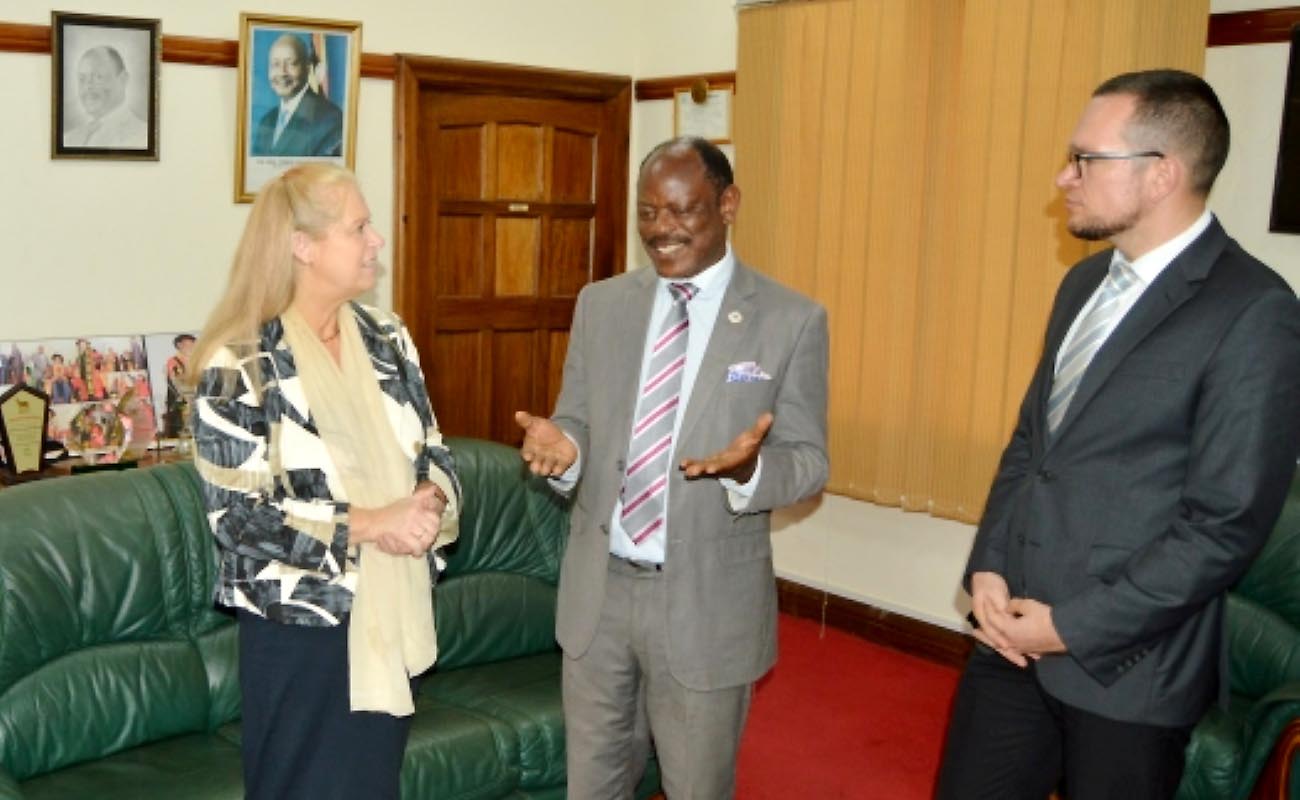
[{"x1": 51, "y1": 13, "x2": 160, "y2": 161}]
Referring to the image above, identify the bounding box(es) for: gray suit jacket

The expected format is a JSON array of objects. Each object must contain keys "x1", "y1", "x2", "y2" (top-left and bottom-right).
[
  {"x1": 551, "y1": 261, "x2": 829, "y2": 691},
  {"x1": 966, "y1": 218, "x2": 1300, "y2": 726}
]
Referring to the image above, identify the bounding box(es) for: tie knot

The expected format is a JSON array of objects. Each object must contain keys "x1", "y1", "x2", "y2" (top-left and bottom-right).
[
  {"x1": 1109, "y1": 258, "x2": 1136, "y2": 291},
  {"x1": 669, "y1": 282, "x2": 697, "y2": 303}
]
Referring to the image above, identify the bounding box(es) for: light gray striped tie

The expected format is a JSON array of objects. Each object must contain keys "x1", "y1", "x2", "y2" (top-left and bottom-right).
[
  {"x1": 1047, "y1": 259, "x2": 1137, "y2": 432},
  {"x1": 620, "y1": 282, "x2": 697, "y2": 545}
]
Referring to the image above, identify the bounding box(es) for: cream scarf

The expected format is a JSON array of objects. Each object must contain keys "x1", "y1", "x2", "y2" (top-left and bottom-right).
[{"x1": 282, "y1": 304, "x2": 441, "y2": 716}]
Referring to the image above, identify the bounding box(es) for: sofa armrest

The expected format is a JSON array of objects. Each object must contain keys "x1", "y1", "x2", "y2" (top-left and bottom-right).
[
  {"x1": 1233, "y1": 682, "x2": 1300, "y2": 799},
  {"x1": 0, "y1": 765, "x2": 22, "y2": 799}
]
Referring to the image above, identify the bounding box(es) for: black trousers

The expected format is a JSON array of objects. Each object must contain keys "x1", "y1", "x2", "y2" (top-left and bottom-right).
[
  {"x1": 935, "y1": 645, "x2": 1192, "y2": 800},
  {"x1": 237, "y1": 610, "x2": 412, "y2": 800}
]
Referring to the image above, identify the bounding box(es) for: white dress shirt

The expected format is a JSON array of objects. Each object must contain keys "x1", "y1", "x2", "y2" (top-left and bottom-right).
[
  {"x1": 65, "y1": 103, "x2": 148, "y2": 149},
  {"x1": 553, "y1": 244, "x2": 761, "y2": 564},
  {"x1": 1054, "y1": 210, "x2": 1213, "y2": 376}
]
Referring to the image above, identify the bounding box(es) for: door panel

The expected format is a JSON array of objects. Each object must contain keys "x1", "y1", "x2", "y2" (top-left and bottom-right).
[{"x1": 394, "y1": 57, "x2": 630, "y2": 446}]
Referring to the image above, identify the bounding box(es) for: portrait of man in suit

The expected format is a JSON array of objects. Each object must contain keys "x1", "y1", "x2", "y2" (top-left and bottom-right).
[
  {"x1": 250, "y1": 33, "x2": 342, "y2": 158},
  {"x1": 63, "y1": 45, "x2": 148, "y2": 149},
  {"x1": 936, "y1": 70, "x2": 1300, "y2": 799},
  {"x1": 516, "y1": 137, "x2": 829, "y2": 798}
]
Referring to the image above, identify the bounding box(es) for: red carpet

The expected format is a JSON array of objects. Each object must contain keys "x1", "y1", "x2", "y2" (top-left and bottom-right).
[{"x1": 735, "y1": 613, "x2": 961, "y2": 799}]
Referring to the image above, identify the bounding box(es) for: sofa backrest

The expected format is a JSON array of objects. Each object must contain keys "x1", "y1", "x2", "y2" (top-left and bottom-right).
[
  {"x1": 1228, "y1": 468, "x2": 1300, "y2": 700},
  {"x1": 433, "y1": 438, "x2": 569, "y2": 670},
  {"x1": 0, "y1": 464, "x2": 237, "y2": 782}
]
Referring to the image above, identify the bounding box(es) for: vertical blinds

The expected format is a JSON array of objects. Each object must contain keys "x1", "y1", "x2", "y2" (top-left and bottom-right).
[{"x1": 733, "y1": 0, "x2": 1208, "y2": 523}]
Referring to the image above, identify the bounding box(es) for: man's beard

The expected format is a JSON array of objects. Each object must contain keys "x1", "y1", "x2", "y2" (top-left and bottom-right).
[{"x1": 1069, "y1": 207, "x2": 1140, "y2": 241}]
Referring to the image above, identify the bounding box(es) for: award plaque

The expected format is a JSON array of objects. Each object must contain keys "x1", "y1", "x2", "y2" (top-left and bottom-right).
[{"x1": 0, "y1": 385, "x2": 51, "y2": 475}]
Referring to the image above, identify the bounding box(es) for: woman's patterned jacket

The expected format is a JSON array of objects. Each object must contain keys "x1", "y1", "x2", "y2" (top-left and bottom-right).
[{"x1": 192, "y1": 302, "x2": 459, "y2": 626}]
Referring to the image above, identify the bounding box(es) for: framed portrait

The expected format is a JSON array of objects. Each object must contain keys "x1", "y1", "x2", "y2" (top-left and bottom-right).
[
  {"x1": 673, "y1": 80, "x2": 734, "y2": 144},
  {"x1": 1270, "y1": 24, "x2": 1300, "y2": 235},
  {"x1": 235, "y1": 13, "x2": 362, "y2": 203},
  {"x1": 51, "y1": 12, "x2": 160, "y2": 161}
]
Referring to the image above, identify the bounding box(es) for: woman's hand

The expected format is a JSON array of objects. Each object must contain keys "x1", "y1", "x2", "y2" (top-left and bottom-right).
[{"x1": 350, "y1": 483, "x2": 444, "y2": 557}]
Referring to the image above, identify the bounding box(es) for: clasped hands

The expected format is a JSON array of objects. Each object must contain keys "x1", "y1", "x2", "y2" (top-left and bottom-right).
[
  {"x1": 351, "y1": 482, "x2": 447, "y2": 558},
  {"x1": 969, "y1": 571, "x2": 1067, "y2": 667},
  {"x1": 514, "y1": 410, "x2": 773, "y2": 484}
]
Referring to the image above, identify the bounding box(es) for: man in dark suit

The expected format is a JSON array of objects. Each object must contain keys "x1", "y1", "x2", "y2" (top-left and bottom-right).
[
  {"x1": 937, "y1": 69, "x2": 1300, "y2": 799},
  {"x1": 515, "y1": 137, "x2": 829, "y2": 798},
  {"x1": 250, "y1": 34, "x2": 342, "y2": 158}
]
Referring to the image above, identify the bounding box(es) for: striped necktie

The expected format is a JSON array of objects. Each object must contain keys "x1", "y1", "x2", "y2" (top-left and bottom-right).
[
  {"x1": 620, "y1": 281, "x2": 697, "y2": 545},
  {"x1": 1047, "y1": 258, "x2": 1137, "y2": 432}
]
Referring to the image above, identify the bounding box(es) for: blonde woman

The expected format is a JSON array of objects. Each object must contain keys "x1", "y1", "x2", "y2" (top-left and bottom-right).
[{"x1": 191, "y1": 164, "x2": 458, "y2": 799}]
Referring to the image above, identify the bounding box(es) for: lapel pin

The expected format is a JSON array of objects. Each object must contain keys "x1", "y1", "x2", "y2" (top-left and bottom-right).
[{"x1": 728, "y1": 310, "x2": 743, "y2": 324}]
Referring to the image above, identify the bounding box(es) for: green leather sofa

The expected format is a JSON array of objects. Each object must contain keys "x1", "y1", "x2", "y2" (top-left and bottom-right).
[
  {"x1": 0, "y1": 438, "x2": 660, "y2": 799},
  {"x1": 1179, "y1": 467, "x2": 1300, "y2": 799}
]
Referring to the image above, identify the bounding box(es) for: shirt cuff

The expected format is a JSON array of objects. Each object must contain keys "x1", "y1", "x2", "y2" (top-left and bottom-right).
[
  {"x1": 547, "y1": 431, "x2": 583, "y2": 492},
  {"x1": 721, "y1": 456, "x2": 762, "y2": 511}
]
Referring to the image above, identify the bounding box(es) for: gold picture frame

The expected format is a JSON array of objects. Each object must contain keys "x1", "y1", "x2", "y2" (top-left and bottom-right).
[
  {"x1": 51, "y1": 11, "x2": 161, "y2": 161},
  {"x1": 234, "y1": 13, "x2": 361, "y2": 202}
]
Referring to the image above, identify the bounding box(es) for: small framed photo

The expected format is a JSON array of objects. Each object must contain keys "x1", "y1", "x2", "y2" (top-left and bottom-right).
[
  {"x1": 51, "y1": 11, "x2": 160, "y2": 160},
  {"x1": 673, "y1": 80, "x2": 734, "y2": 144},
  {"x1": 235, "y1": 13, "x2": 361, "y2": 203}
]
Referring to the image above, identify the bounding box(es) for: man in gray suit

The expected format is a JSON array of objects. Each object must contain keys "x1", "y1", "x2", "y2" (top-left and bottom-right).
[
  {"x1": 516, "y1": 137, "x2": 828, "y2": 798},
  {"x1": 937, "y1": 70, "x2": 1300, "y2": 799}
]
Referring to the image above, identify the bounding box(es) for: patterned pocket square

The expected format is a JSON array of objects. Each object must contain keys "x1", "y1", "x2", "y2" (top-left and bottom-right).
[{"x1": 726, "y1": 361, "x2": 773, "y2": 383}]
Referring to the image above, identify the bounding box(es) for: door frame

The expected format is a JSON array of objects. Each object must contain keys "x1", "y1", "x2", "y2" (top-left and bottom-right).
[{"x1": 391, "y1": 54, "x2": 632, "y2": 320}]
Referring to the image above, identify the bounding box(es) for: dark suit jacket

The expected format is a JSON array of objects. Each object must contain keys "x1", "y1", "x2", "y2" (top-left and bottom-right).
[
  {"x1": 251, "y1": 90, "x2": 343, "y2": 158},
  {"x1": 550, "y1": 262, "x2": 829, "y2": 691},
  {"x1": 966, "y1": 217, "x2": 1300, "y2": 726}
]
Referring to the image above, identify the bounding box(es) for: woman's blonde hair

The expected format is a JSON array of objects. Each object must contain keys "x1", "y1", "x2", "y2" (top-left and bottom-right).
[{"x1": 190, "y1": 163, "x2": 357, "y2": 383}]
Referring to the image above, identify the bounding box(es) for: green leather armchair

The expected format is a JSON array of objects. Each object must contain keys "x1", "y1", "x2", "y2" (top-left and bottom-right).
[{"x1": 1179, "y1": 468, "x2": 1300, "y2": 799}]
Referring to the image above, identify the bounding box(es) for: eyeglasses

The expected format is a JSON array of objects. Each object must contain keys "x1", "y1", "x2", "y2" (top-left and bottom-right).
[{"x1": 1065, "y1": 150, "x2": 1164, "y2": 180}]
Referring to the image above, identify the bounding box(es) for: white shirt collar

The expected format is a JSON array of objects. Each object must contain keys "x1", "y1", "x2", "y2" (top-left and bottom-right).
[
  {"x1": 1118, "y1": 209, "x2": 1213, "y2": 286},
  {"x1": 279, "y1": 83, "x2": 311, "y2": 117},
  {"x1": 655, "y1": 242, "x2": 735, "y2": 300}
]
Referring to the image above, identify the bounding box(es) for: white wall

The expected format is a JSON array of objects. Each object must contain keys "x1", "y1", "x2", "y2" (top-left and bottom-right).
[
  {"x1": 1206, "y1": 43, "x2": 1300, "y2": 289},
  {"x1": 2, "y1": 1, "x2": 647, "y2": 339}
]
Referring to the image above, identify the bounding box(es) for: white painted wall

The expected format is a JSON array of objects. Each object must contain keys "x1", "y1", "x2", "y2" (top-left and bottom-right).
[
  {"x1": 1206, "y1": 43, "x2": 1300, "y2": 289},
  {"x1": 3, "y1": 1, "x2": 1293, "y2": 631},
  {"x1": 2, "y1": 0, "x2": 645, "y2": 339}
]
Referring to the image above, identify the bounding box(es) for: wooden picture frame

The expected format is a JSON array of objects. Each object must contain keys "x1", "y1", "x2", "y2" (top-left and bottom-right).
[
  {"x1": 673, "y1": 80, "x2": 734, "y2": 144},
  {"x1": 51, "y1": 11, "x2": 160, "y2": 161},
  {"x1": 235, "y1": 13, "x2": 362, "y2": 202},
  {"x1": 1270, "y1": 24, "x2": 1300, "y2": 234}
]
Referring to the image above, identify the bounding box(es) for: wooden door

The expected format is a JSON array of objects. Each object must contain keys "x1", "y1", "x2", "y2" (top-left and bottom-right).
[{"x1": 393, "y1": 57, "x2": 630, "y2": 445}]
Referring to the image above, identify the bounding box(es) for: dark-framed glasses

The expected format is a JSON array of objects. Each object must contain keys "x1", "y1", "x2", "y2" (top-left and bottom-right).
[{"x1": 1066, "y1": 150, "x2": 1164, "y2": 179}]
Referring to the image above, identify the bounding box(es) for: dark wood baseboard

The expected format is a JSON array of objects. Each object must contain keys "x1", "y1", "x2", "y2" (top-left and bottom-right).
[{"x1": 776, "y1": 578, "x2": 973, "y2": 669}]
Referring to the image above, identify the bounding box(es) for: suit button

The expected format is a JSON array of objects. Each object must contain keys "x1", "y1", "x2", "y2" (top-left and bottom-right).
[
  {"x1": 1016, "y1": 534, "x2": 1026, "y2": 545},
  {"x1": 616, "y1": 459, "x2": 625, "y2": 471},
  {"x1": 599, "y1": 523, "x2": 609, "y2": 535},
  {"x1": 1037, "y1": 469, "x2": 1056, "y2": 482}
]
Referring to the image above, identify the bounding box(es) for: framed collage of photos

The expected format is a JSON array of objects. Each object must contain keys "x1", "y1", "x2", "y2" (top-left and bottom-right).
[{"x1": 0, "y1": 333, "x2": 196, "y2": 464}]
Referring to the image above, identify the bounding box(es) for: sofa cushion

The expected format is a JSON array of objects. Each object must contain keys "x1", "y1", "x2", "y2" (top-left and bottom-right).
[
  {"x1": 425, "y1": 653, "x2": 566, "y2": 789},
  {"x1": 443, "y1": 438, "x2": 567, "y2": 584},
  {"x1": 1227, "y1": 593, "x2": 1300, "y2": 701},
  {"x1": 402, "y1": 699, "x2": 520, "y2": 800},
  {"x1": 18, "y1": 733, "x2": 243, "y2": 800},
  {"x1": 435, "y1": 574, "x2": 558, "y2": 670},
  {"x1": 0, "y1": 472, "x2": 216, "y2": 779}
]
